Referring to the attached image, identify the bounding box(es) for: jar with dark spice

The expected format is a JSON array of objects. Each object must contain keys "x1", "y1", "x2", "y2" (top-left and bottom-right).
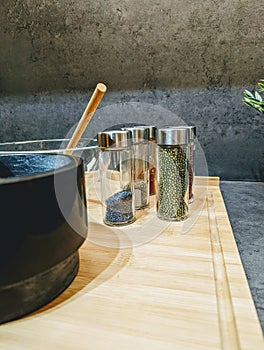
[
  {"x1": 122, "y1": 126, "x2": 150, "y2": 210},
  {"x1": 186, "y1": 126, "x2": 196, "y2": 203},
  {"x1": 137, "y1": 125, "x2": 157, "y2": 196},
  {"x1": 97, "y1": 130, "x2": 135, "y2": 226},
  {"x1": 156, "y1": 128, "x2": 190, "y2": 221}
]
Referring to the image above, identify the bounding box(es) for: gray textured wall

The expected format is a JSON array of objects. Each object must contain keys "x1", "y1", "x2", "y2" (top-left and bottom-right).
[
  {"x1": 1, "y1": 0, "x2": 263, "y2": 93},
  {"x1": 0, "y1": 1, "x2": 264, "y2": 180},
  {"x1": 0, "y1": 87, "x2": 263, "y2": 181}
]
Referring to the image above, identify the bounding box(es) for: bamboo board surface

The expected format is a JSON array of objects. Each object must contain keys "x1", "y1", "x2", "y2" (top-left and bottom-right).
[{"x1": 0, "y1": 177, "x2": 263, "y2": 349}]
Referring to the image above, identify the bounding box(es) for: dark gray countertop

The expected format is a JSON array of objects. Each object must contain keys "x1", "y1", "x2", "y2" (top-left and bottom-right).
[{"x1": 220, "y1": 181, "x2": 264, "y2": 331}]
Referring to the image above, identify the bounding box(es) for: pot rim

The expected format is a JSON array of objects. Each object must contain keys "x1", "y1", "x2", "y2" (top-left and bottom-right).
[{"x1": 0, "y1": 153, "x2": 82, "y2": 185}]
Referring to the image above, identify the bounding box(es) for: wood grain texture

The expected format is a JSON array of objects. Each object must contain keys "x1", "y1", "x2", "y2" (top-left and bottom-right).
[
  {"x1": 207, "y1": 193, "x2": 241, "y2": 350},
  {"x1": 0, "y1": 177, "x2": 263, "y2": 350},
  {"x1": 65, "y1": 83, "x2": 107, "y2": 152}
]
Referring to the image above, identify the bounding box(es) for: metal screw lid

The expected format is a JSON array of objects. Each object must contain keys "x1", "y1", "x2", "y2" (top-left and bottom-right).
[
  {"x1": 137, "y1": 125, "x2": 157, "y2": 140},
  {"x1": 164, "y1": 125, "x2": 196, "y2": 140},
  {"x1": 188, "y1": 126, "x2": 196, "y2": 139},
  {"x1": 97, "y1": 130, "x2": 132, "y2": 149},
  {"x1": 122, "y1": 127, "x2": 150, "y2": 143},
  {"x1": 156, "y1": 128, "x2": 190, "y2": 145}
]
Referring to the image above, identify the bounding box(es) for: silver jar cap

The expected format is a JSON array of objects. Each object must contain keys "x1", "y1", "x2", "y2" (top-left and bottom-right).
[
  {"x1": 137, "y1": 125, "x2": 157, "y2": 140},
  {"x1": 122, "y1": 127, "x2": 149, "y2": 143},
  {"x1": 188, "y1": 126, "x2": 196, "y2": 139},
  {"x1": 97, "y1": 130, "x2": 132, "y2": 149},
  {"x1": 156, "y1": 128, "x2": 190, "y2": 145},
  {"x1": 164, "y1": 125, "x2": 196, "y2": 140},
  {"x1": 166, "y1": 125, "x2": 196, "y2": 140}
]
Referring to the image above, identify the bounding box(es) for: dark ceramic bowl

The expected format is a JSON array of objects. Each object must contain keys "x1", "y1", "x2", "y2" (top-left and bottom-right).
[{"x1": 0, "y1": 153, "x2": 88, "y2": 323}]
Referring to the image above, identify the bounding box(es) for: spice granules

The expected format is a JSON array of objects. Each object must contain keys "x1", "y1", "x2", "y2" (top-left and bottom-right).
[
  {"x1": 157, "y1": 145, "x2": 188, "y2": 220},
  {"x1": 134, "y1": 180, "x2": 148, "y2": 209},
  {"x1": 105, "y1": 189, "x2": 134, "y2": 225}
]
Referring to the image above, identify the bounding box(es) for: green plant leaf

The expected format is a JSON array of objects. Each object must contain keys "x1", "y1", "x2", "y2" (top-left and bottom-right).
[
  {"x1": 243, "y1": 100, "x2": 254, "y2": 107},
  {"x1": 244, "y1": 89, "x2": 254, "y2": 98},
  {"x1": 255, "y1": 91, "x2": 262, "y2": 101},
  {"x1": 258, "y1": 82, "x2": 264, "y2": 91},
  {"x1": 242, "y1": 80, "x2": 264, "y2": 114},
  {"x1": 243, "y1": 97, "x2": 261, "y2": 105}
]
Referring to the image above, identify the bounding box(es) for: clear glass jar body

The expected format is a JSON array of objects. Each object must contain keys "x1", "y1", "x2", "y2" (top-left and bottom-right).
[
  {"x1": 99, "y1": 147, "x2": 135, "y2": 226},
  {"x1": 133, "y1": 142, "x2": 150, "y2": 209},
  {"x1": 156, "y1": 144, "x2": 189, "y2": 221},
  {"x1": 136, "y1": 126, "x2": 157, "y2": 196},
  {"x1": 188, "y1": 139, "x2": 195, "y2": 203},
  {"x1": 149, "y1": 138, "x2": 156, "y2": 196}
]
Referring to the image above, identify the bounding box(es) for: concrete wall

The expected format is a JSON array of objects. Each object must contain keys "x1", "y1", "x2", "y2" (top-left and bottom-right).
[
  {"x1": 1, "y1": 87, "x2": 263, "y2": 181},
  {"x1": 0, "y1": 1, "x2": 263, "y2": 180},
  {"x1": 1, "y1": 0, "x2": 263, "y2": 93}
]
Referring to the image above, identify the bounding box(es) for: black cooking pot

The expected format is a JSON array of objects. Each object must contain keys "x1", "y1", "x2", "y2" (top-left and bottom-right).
[{"x1": 0, "y1": 153, "x2": 88, "y2": 323}]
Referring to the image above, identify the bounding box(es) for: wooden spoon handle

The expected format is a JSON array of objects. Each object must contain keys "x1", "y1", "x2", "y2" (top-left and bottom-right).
[{"x1": 65, "y1": 83, "x2": 107, "y2": 152}]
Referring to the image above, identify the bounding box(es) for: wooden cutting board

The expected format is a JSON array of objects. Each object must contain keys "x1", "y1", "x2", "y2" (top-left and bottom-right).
[{"x1": 0, "y1": 177, "x2": 263, "y2": 350}]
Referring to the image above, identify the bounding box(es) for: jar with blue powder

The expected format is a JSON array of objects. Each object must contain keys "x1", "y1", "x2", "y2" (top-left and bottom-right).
[{"x1": 97, "y1": 130, "x2": 135, "y2": 226}]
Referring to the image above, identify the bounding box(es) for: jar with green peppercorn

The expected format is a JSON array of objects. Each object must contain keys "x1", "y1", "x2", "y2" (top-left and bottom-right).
[
  {"x1": 165, "y1": 125, "x2": 196, "y2": 203},
  {"x1": 97, "y1": 130, "x2": 135, "y2": 226},
  {"x1": 156, "y1": 128, "x2": 190, "y2": 221}
]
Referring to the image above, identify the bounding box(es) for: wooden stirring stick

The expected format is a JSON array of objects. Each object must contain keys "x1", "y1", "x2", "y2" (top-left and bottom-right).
[{"x1": 65, "y1": 83, "x2": 107, "y2": 154}]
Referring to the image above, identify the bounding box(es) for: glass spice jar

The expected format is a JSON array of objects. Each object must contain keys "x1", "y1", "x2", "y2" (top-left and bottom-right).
[
  {"x1": 186, "y1": 126, "x2": 196, "y2": 203},
  {"x1": 122, "y1": 126, "x2": 150, "y2": 210},
  {"x1": 137, "y1": 125, "x2": 157, "y2": 196},
  {"x1": 165, "y1": 126, "x2": 196, "y2": 203},
  {"x1": 97, "y1": 130, "x2": 135, "y2": 226},
  {"x1": 156, "y1": 128, "x2": 190, "y2": 221}
]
